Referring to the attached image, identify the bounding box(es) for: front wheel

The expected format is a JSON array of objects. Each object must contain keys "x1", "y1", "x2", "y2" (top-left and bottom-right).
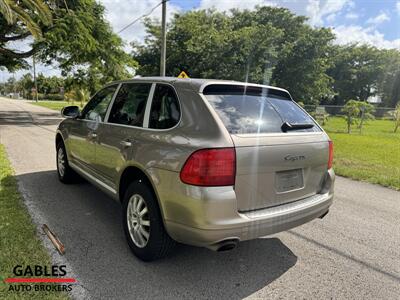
[
  {"x1": 56, "y1": 142, "x2": 78, "y2": 183},
  {"x1": 122, "y1": 181, "x2": 175, "y2": 261}
]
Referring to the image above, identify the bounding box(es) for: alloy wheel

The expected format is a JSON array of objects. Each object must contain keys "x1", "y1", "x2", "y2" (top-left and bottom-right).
[
  {"x1": 57, "y1": 148, "x2": 65, "y2": 177},
  {"x1": 127, "y1": 194, "x2": 150, "y2": 248}
]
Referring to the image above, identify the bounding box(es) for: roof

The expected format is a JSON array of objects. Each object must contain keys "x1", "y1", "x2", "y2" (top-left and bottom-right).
[{"x1": 109, "y1": 76, "x2": 290, "y2": 94}]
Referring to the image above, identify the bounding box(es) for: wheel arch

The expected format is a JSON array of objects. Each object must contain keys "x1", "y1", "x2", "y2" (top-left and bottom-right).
[
  {"x1": 55, "y1": 131, "x2": 64, "y2": 147},
  {"x1": 118, "y1": 165, "x2": 168, "y2": 225},
  {"x1": 119, "y1": 166, "x2": 157, "y2": 202}
]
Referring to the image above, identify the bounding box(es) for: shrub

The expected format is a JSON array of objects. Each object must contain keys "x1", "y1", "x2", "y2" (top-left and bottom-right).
[
  {"x1": 31, "y1": 93, "x2": 64, "y2": 101},
  {"x1": 46, "y1": 93, "x2": 64, "y2": 101},
  {"x1": 341, "y1": 100, "x2": 375, "y2": 133}
]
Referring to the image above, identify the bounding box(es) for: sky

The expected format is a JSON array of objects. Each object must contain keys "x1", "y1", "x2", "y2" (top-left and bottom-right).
[{"x1": 1, "y1": 0, "x2": 399, "y2": 81}]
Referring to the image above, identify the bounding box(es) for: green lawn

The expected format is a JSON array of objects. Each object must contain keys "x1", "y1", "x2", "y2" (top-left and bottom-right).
[
  {"x1": 30, "y1": 100, "x2": 71, "y2": 112},
  {"x1": 323, "y1": 117, "x2": 400, "y2": 190},
  {"x1": 0, "y1": 145, "x2": 68, "y2": 299}
]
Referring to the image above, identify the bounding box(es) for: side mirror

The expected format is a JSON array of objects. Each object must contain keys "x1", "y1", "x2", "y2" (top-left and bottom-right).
[{"x1": 61, "y1": 106, "x2": 80, "y2": 119}]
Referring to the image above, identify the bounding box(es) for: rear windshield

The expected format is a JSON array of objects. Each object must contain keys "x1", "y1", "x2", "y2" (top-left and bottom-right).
[{"x1": 203, "y1": 84, "x2": 320, "y2": 134}]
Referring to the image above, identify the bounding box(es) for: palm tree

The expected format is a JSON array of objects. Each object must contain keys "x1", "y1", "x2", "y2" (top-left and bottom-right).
[
  {"x1": 66, "y1": 88, "x2": 90, "y2": 108},
  {"x1": 0, "y1": 0, "x2": 52, "y2": 38},
  {"x1": 75, "y1": 88, "x2": 91, "y2": 108}
]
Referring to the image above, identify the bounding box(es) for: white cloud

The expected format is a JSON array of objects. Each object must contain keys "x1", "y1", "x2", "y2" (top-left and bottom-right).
[
  {"x1": 306, "y1": 0, "x2": 351, "y2": 26},
  {"x1": 199, "y1": 0, "x2": 356, "y2": 27},
  {"x1": 326, "y1": 13, "x2": 336, "y2": 23},
  {"x1": 345, "y1": 12, "x2": 359, "y2": 20},
  {"x1": 333, "y1": 25, "x2": 400, "y2": 49},
  {"x1": 347, "y1": 0, "x2": 355, "y2": 10},
  {"x1": 197, "y1": 1, "x2": 400, "y2": 51},
  {"x1": 396, "y1": 1, "x2": 400, "y2": 15},
  {"x1": 100, "y1": 0, "x2": 181, "y2": 46},
  {"x1": 366, "y1": 12, "x2": 390, "y2": 25},
  {"x1": 199, "y1": 0, "x2": 277, "y2": 11}
]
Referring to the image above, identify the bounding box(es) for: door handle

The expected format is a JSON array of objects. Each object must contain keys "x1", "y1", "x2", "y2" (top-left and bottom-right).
[{"x1": 120, "y1": 140, "x2": 132, "y2": 147}]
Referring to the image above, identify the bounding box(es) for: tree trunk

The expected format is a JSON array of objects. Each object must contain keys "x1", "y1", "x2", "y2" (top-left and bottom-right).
[
  {"x1": 359, "y1": 106, "x2": 365, "y2": 134},
  {"x1": 347, "y1": 115, "x2": 351, "y2": 133}
]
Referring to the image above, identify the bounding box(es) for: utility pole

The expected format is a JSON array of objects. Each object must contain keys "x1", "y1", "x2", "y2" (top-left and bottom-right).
[
  {"x1": 160, "y1": 0, "x2": 167, "y2": 76},
  {"x1": 33, "y1": 55, "x2": 38, "y2": 102},
  {"x1": 12, "y1": 72, "x2": 16, "y2": 95}
]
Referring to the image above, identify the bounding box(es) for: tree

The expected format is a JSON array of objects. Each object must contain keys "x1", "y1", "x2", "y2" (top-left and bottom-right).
[
  {"x1": 357, "y1": 101, "x2": 375, "y2": 133},
  {"x1": 1, "y1": 0, "x2": 136, "y2": 86},
  {"x1": 133, "y1": 7, "x2": 335, "y2": 104},
  {"x1": 65, "y1": 87, "x2": 90, "y2": 107},
  {"x1": 2, "y1": 76, "x2": 16, "y2": 94},
  {"x1": 271, "y1": 26, "x2": 334, "y2": 104},
  {"x1": 0, "y1": 0, "x2": 52, "y2": 70},
  {"x1": 17, "y1": 73, "x2": 34, "y2": 98},
  {"x1": 328, "y1": 45, "x2": 385, "y2": 105},
  {"x1": 133, "y1": 9, "x2": 282, "y2": 81},
  {"x1": 390, "y1": 103, "x2": 400, "y2": 133},
  {"x1": 377, "y1": 50, "x2": 400, "y2": 108},
  {"x1": 342, "y1": 100, "x2": 361, "y2": 133},
  {"x1": 35, "y1": 73, "x2": 64, "y2": 94},
  {"x1": 5, "y1": 72, "x2": 70, "y2": 99},
  {"x1": 0, "y1": 0, "x2": 52, "y2": 38}
]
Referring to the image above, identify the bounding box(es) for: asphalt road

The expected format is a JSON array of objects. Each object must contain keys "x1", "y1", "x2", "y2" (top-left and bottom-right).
[{"x1": 0, "y1": 98, "x2": 399, "y2": 299}]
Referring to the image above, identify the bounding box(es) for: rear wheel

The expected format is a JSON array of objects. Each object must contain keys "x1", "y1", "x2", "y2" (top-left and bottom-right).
[
  {"x1": 56, "y1": 142, "x2": 78, "y2": 183},
  {"x1": 122, "y1": 180, "x2": 175, "y2": 261}
]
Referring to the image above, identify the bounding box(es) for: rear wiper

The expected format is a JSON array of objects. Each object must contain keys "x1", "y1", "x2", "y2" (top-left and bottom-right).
[{"x1": 281, "y1": 122, "x2": 314, "y2": 132}]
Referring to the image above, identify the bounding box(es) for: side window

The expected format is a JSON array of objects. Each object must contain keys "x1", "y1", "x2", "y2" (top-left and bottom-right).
[
  {"x1": 149, "y1": 84, "x2": 180, "y2": 129},
  {"x1": 81, "y1": 85, "x2": 117, "y2": 122},
  {"x1": 108, "y1": 83, "x2": 151, "y2": 127}
]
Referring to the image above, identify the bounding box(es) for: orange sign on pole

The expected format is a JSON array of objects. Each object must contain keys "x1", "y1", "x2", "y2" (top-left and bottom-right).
[{"x1": 177, "y1": 71, "x2": 190, "y2": 78}]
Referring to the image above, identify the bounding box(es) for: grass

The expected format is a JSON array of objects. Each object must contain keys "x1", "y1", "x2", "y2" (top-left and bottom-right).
[
  {"x1": 30, "y1": 101, "x2": 71, "y2": 112},
  {"x1": 0, "y1": 97, "x2": 84, "y2": 112},
  {"x1": 323, "y1": 117, "x2": 400, "y2": 190},
  {"x1": 0, "y1": 145, "x2": 68, "y2": 299}
]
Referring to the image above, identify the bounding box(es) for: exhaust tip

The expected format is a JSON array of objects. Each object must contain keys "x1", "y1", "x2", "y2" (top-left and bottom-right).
[
  {"x1": 216, "y1": 239, "x2": 239, "y2": 252},
  {"x1": 319, "y1": 209, "x2": 329, "y2": 219}
]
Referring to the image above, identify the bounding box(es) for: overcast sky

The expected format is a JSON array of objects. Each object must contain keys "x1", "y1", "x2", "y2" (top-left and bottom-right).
[{"x1": 2, "y1": 0, "x2": 399, "y2": 81}]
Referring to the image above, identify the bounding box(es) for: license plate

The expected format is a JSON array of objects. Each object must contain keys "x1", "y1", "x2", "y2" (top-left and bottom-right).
[{"x1": 275, "y1": 169, "x2": 304, "y2": 192}]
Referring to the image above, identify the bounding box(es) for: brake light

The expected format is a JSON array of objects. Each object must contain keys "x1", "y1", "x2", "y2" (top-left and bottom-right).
[
  {"x1": 180, "y1": 148, "x2": 236, "y2": 186},
  {"x1": 328, "y1": 141, "x2": 334, "y2": 169}
]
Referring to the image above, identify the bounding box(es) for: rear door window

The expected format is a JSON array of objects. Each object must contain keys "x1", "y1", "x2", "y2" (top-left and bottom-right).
[
  {"x1": 108, "y1": 83, "x2": 152, "y2": 127},
  {"x1": 149, "y1": 84, "x2": 180, "y2": 129},
  {"x1": 203, "y1": 84, "x2": 319, "y2": 134}
]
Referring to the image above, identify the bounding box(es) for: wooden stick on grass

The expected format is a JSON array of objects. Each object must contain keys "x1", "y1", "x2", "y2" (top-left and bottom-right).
[{"x1": 42, "y1": 224, "x2": 65, "y2": 255}]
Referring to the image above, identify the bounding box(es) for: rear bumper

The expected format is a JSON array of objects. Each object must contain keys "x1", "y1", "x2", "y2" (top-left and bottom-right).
[
  {"x1": 147, "y1": 168, "x2": 335, "y2": 249},
  {"x1": 165, "y1": 192, "x2": 333, "y2": 249}
]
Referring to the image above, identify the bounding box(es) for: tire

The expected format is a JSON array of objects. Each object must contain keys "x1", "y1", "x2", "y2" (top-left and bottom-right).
[
  {"x1": 56, "y1": 141, "x2": 78, "y2": 184},
  {"x1": 122, "y1": 180, "x2": 176, "y2": 261}
]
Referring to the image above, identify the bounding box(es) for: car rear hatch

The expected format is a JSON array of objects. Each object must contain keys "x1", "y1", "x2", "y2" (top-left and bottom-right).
[{"x1": 202, "y1": 84, "x2": 331, "y2": 211}]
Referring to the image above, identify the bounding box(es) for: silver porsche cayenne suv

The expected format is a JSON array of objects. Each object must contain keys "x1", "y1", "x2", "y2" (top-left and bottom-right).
[{"x1": 56, "y1": 77, "x2": 335, "y2": 261}]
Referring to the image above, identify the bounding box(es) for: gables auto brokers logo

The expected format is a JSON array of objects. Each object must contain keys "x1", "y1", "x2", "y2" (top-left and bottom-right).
[{"x1": 4, "y1": 265, "x2": 76, "y2": 292}]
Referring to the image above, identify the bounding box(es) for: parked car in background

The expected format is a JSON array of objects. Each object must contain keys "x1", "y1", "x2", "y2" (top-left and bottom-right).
[{"x1": 55, "y1": 77, "x2": 335, "y2": 261}]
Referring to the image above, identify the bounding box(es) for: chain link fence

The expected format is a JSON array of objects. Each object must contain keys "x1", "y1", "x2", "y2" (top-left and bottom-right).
[{"x1": 303, "y1": 105, "x2": 396, "y2": 119}]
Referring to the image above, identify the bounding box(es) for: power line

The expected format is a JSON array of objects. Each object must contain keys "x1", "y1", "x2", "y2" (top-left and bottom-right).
[{"x1": 117, "y1": 0, "x2": 168, "y2": 34}]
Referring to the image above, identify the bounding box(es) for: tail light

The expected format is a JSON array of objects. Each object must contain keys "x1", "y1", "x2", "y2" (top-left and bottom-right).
[
  {"x1": 180, "y1": 148, "x2": 236, "y2": 186},
  {"x1": 328, "y1": 140, "x2": 334, "y2": 169}
]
